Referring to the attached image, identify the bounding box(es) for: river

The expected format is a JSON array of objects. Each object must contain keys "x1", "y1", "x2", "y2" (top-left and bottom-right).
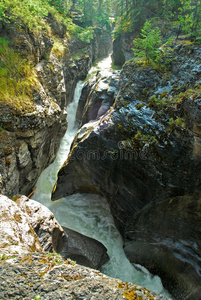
[{"x1": 33, "y1": 56, "x2": 170, "y2": 298}]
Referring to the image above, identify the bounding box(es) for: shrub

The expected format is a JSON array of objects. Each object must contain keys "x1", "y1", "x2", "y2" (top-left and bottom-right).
[{"x1": 132, "y1": 20, "x2": 162, "y2": 65}]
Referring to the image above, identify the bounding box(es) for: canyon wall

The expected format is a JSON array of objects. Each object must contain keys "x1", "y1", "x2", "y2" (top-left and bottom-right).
[
  {"x1": 52, "y1": 42, "x2": 201, "y2": 299},
  {"x1": 0, "y1": 14, "x2": 111, "y2": 197}
]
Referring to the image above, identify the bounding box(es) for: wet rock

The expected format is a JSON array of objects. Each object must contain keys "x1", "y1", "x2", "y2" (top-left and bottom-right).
[
  {"x1": 65, "y1": 29, "x2": 112, "y2": 107},
  {"x1": 92, "y1": 27, "x2": 112, "y2": 61},
  {"x1": 53, "y1": 226, "x2": 109, "y2": 269},
  {"x1": 53, "y1": 44, "x2": 201, "y2": 231},
  {"x1": 76, "y1": 70, "x2": 120, "y2": 127},
  {"x1": 124, "y1": 193, "x2": 201, "y2": 300},
  {"x1": 0, "y1": 253, "x2": 169, "y2": 300},
  {"x1": 112, "y1": 32, "x2": 135, "y2": 66},
  {"x1": 0, "y1": 195, "x2": 42, "y2": 256}
]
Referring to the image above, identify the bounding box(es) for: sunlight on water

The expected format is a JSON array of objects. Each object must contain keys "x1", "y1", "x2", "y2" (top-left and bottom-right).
[
  {"x1": 46, "y1": 193, "x2": 169, "y2": 296},
  {"x1": 33, "y1": 58, "x2": 171, "y2": 299},
  {"x1": 89, "y1": 55, "x2": 113, "y2": 77},
  {"x1": 33, "y1": 81, "x2": 83, "y2": 207}
]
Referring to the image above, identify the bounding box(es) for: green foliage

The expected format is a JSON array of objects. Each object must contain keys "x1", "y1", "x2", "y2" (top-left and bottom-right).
[
  {"x1": 0, "y1": 254, "x2": 16, "y2": 261},
  {"x1": 47, "y1": 0, "x2": 71, "y2": 15},
  {"x1": 71, "y1": 0, "x2": 112, "y2": 27},
  {"x1": 169, "y1": 117, "x2": 185, "y2": 131},
  {"x1": 113, "y1": 16, "x2": 132, "y2": 38},
  {"x1": 67, "y1": 19, "x2": 94, "y2": 43},
  {"x1": 0, "y1": 37, "x2": 38, "y2": 113},
  {"x1": 132, "y1": 21, "x2": 162, "y2": 65},
  {"x1": 176, "y1": 0, "x2": 201, "y2": 40},
  {"x1": 112, "y1": 0, "x2": 201, "y2": 43},
  {"x1": 31, "y1": 296, "x2": 42, "y2": 300},
  {"x1": 0, "y1": 0, "x2": 49, "y2": 31},
  {"x1": 52, "y1": 37, "x2": 65, "y2": 58}
]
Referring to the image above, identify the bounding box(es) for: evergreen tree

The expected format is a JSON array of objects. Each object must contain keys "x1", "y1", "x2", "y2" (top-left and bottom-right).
[{"x1": 132, "y1": 20, "x2": 162, "y2": 65}]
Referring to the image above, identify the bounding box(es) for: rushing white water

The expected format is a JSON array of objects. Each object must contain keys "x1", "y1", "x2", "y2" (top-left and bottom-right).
[
  {"x1": 33, "y1": 57, "x2": 171, "y2": 298},
  {"x1": 33, "y1": 81, "x2": 83, "y2": 206}
]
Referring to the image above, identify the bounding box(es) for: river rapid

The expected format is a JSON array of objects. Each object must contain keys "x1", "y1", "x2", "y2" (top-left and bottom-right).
[{"x1": 33, "y1": 56, "x2": 171, "y2": 298}]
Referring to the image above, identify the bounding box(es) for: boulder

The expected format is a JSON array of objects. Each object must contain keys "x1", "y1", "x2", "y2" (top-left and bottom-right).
[
  {"x1": 76, "y1": 70, "x2": 120, "y2": 127},
  {"x1": 0, "y1": 195, "x2": 42, "y2": 256},
  {"x1": 52, "y1": 226, "x2": 109, "y2": 269},
  {"x1": 53, "y1": 44, "x2": 201, "y2": 232},
  {"x1": 15, "y1": 196, "x2": 65, "y2": 253},
  {"x1": 1, "y1": 195, "x2": 109, "y2": 270}
]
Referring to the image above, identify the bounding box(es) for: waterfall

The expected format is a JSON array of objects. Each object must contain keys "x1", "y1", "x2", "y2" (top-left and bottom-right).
[
  {"x1": 33, "y1": 81, "x2": 83, "y2": 207},
  {"x1": 33, "y1": 57, "x2": 171, "y2": 298}
]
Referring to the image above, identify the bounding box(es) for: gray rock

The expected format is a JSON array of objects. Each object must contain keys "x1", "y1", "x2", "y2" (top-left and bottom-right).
[
  {"x1": 1, "y1": 195, "x2": 109, "y2": 270},
  {"x1": 15, "y1": 196, "x2": 64, "y2": 253},
  {"x1": 0, "y1": 195, "x2": 42, "y2": 256},
  {"x1": 0, "y1": 13, "x2": 112, "y2": 197},
  {"x1": 124, "y1": 193, "x2": 201, "y2": 300},
  {"x1": 0, "y1": 253, "x2": 170, "y2": 300},
  {"x1": 112, "y1": 32, "x2": 135, "y2": 66},
  {"x1": 76, "y1": 70, "x2": 120, "y2": 127},
  {"x1": 52, "y1": 226, "x2": 109, "y2": 269}
]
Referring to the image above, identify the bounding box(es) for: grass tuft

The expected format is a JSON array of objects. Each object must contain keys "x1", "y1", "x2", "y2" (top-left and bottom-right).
[{"x1": 0, "y1": 37, "x2": 39, "y2": 114}]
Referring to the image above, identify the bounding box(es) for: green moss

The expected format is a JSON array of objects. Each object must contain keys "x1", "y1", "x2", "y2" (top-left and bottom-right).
[
  {"x1": 72, "y1": 49, "x2": 87, "y2": 61},
  {"x1": 169, "y1": 117, "x2": 185, "y2": 132},
  {"x1": 0, "y1": 37, "x2": 39, "y2": 114},
  {"x1": 0, "y1": 0, "x2": 49, "y2": 32},
  {"x1": 52, "y1": 37, "x2": 66, "y2": 59},
  {"x1": 122, "y1": 130, "x2": 158, "y2": 150},
  {"x1": 0, "y1": 254, "x2": 16, "y2": 261},
  {"x1": 111, "y1": 62, "x2": 122, "y2": 70},
  {"x1": 136, "y1": 103, "x2": 145, "y2": 110}
]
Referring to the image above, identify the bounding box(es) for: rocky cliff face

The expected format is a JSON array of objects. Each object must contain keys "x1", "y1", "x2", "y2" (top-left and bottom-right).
[
  {"x1": 112, "y1": 32, "x2": 135, "y2": 66},
  {"x1": 52, "y1": 42, "x2": 201, "y2": 299},
  {"x1": 124, "y1": 193, "x2": 201, "y2": 300},
  {"x1": 0, "y1": 13, "x2": 112, "y2": 197},
  {"x1": 76, "y1": 65, "x2": 120, "y2": 127}
]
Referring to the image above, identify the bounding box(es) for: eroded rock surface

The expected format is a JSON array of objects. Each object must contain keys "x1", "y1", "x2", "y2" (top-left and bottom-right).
[
  {"x1": 76, "y1": 69, "x2": 120, "y2": 127},
  {"x1": 0, "y1": 195, "x2": 42, "y2": 256},
  {"x1": 15, "y1": 196, "x2": 64, "y2": 252},
  {"x1": 124, "y1": 193, "x2": 201, "y2": 300},
  {"x1": 0, "y1": 253, "x2": 170, "y2": 300},
  {"x1": 0, "y1": 195, "x2": 169, "y2": 299}
]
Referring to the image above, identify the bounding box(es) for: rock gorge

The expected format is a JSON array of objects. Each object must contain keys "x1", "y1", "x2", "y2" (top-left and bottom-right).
[
  {"x1": 0, "y1": 4, "x2": 201, "y2": 299},
  {"x1": 0, "y1": 13, "x2": 111, "y2": 197},
  {"x1": 52, "y1": 41, "x2": 201, "y2": 299}
]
